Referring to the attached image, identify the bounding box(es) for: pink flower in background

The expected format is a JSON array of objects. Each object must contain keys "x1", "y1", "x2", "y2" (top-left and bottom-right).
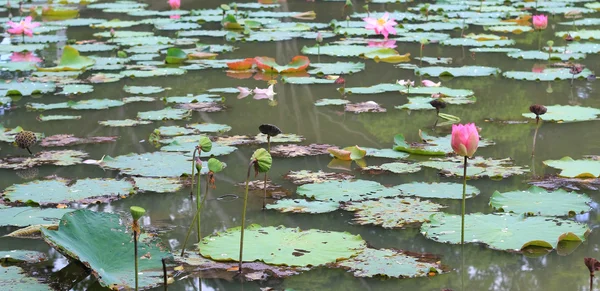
[
  {"x1": 253, "y1": 84, "x2": 276, "y2": 100},
  {"x1": 169, "y1": 14, "x2": 180, "y2": 19},
  {"x1": 168, "y1": 0, "x2": 180, "y2": 10},
  {"x1": 532, "y1": 64, "x2": 546, "y2": 73},
  {"x1": 7, "y1": 16, "x2": 40, "y2": 37},
  {"x1": 237, "y1": 87, "x2": 252, "y2": 99},
  {"x1": 451, "y1": 123, "x2": 479, "y2": 158},
  {"x1": 368, "y1": 40, "x2": 397, "y2": 49},
  {"x1": 421, "y1": 80, "x2": 441, "y2": 87},
  {"x1": 10, "y1": 52, "x2": 42, "y2": 63},
  {"x1": 316, "y1": 32, "x2": 323, "y2": 43},
  {"x1": 532, "y1": 15, "x2": 547, "y2": 30},
  {"x1": 363, "y1": 12, "x2": 397, "y2": 40}
]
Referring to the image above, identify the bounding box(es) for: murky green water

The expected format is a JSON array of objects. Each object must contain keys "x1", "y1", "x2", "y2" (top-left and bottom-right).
[{"x1": 2, "y1": 0, "x2": 600, "y2": 290}]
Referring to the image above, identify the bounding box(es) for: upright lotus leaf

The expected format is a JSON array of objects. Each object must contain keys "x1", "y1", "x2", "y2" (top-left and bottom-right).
[
  {"x1": 394, "y1": 182, "x2": 480, "y2": 199},
  {"x1": 0, "y1": 206, "x2": 74, "y2": 227},
  {"x1": 165, "y1": 48, "x2": 188, "y2": 64},
  {"x1": 207, "y1": 158, "x2": 224, "y2": 172},
  {"x1": 543, "y1": 156, "x2": 600, "y2": 178},
  {"x1": 421, "y1": 212, "x2": 590, "y2": 252},
  {"x1": 251, "y1": 148, "x2": 272, "y2": 173},
  {"x1": 342, "y1": 197, "x2": 445, "y2": 228},
  {"x1": 200, "y1": 225, "x2": 366, "y2": 267},
  {"x1": 0, "y1": 266, "x2": 53, "y2": 290},
  {"x1": 42, "y1": 210, "x2": 173, "y2": 289},
  {"x1": 490, "y1": 186, "x2": 591, "y2": 216},
  {"x1": 198, "y1": 136, "x2": 212, "y2": 152},
  {"x1": 336, "y1": 248, "x2": 442, "y2": 278},
  {"x1": 37, "y1": 46, "x2": 95, "y2": 72},
  {"x1": 522, "y1": 105, "x2": 600, "y2": 123},
  {"x1": 266, "y1": 199, "x2": 340, "y2": 214},
  {"x1": 394, "y1": 131, "x2": 493, "y2": 156},
  {"x1": 254, "y1": 56, "x2": 310, "y2": 73},
  {"x1": 296, "y1": 180, "x2": 399, "y2": 203},
  {"x1": 421, "y1": 156, "x2": 529, "y2": 179}
]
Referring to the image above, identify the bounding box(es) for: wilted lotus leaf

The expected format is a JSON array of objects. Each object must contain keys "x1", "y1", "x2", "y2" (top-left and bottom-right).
[
  {"x1": 254, "y1": 56, "x2": 310, "y2": 73},
  {"x1": 363, "y1": 162, "x2": 422, "y2": 174},
  {"x1": 543, "y1": 156, "x2": 600, "y2": 178},
  {"x1": 37, "y1": 115, "x2": 82, "y2": 122},
  {"x1": 42, "y1": 210, "x2": 173, "y2": 290},
  {"x1": 40, "y1": 134, "x2": 118, "y2": 147},
  {"x1": 0, "y1": 126, "x2": 43, "y2": 143},
  {"x1": 393, "y1": 182, "x2": 480, "y2": 199},
  {"x1": 0, "y1": 150, "x2": 88, "y2": 170},
  {"x1": 328, "y1": 145, "x2": 366, "y2": 161},
  {"x1": 0, "y1": 81, "x2": 56, "y2": 96},
  {"x1": 255, "y1": 133, "x2": 303, "y2": 143},
  {"x1": 522, "y1": 105, "x2": 600, "y2": 123},
  {"x1": 0, "y1": 266, "x2": 53, "y2": 290},
  {"x1": 503, "y1": 68, "x2": 593, "y2": 81},
  {"x1": 37, "y1": 46, "x2": 95, "y2": 72},
  {"x1": 132, "y1": 177, "x2": 183, "y2": 193},
  {"x1": 98, "y1": 119, "x2": 152, "y2": 127},
  {"x1": 394, "y1": 131, "x2": 493, "y2": 156},
  {"x1": 415, "y1": 66, "x2": 500, "y2": 77},
  {"x1": 343, "y1": 197, "x2": 444, "y2": 228},
  {"x1": 421, "y1": 212, "x2": 590, "y2": 252},
  {"x1": 137, "y1": 107, "x2": 191, "y2": 121},
  {"x1": 0, "y1": 250, "x2": 47, "y2": 264},
  {"x1": 297, "y1": 179, "x2": 399, "y2": 203},
  {"x1": 3, "y1": 178, "x2": 134, "y2": 206},
  {"x1": 345, "y1": 101, "x2": 386, "y2": 113},
  {"x1": 336, "y1": 248, "x2": 442, "y2": 278},
  {"x1": 200, "y1": 224, "x2": 366, "y2": 267},
  {"x1": 421, "y1": 156, "x2": 528, "y2": 179},
  {"x1": 271, "y1": 144, "x2": 333, "y2": 157},
  {"x1": 307, "y1": 62, "x2": 365, "y2": 75},
  {"x1": 123, "y1": 85, "x2": 165, "y2": 94},
  {"x1": 175, "y1": 102, "x2": 224, "y2": 112},
  {"x1": 266, "y1": 199, "x2": 340, "y2": 213},
  {"x1": 315, "y1": 99, "x2": 350, "y2": 106},
  {"x1": 490, "y1": 186, "x2": 591, "y2": 216},
  {"x1": 100, "y1": 152, "x2": 199, "y2": 177},
  {"x1": 283, "y1": 170, "x2": 355, "y2": 185},
  {"x1": 238, "y1": 180, "x2": 289, "y2": 199}
]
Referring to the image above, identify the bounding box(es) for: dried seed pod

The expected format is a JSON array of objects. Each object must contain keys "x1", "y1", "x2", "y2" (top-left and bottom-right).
[
  {"x1": 429, "y1": 99, "x2": 447, "y2": 110},
  {"x1": 259, "y1": 124, "x2": 282, "y2": 137},
  {"x1": 529, "y1": 104, "x2": 547, "y2": 116}
]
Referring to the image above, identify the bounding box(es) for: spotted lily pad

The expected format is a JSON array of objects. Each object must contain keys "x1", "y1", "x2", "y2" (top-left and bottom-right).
[
  {"x1": 37, "y1": 46, "x2": 95, "y2": 72},
  {"x1": 297, "y1": 180, "x2": 399, "y2": 203},
  {"x1": 0, "y1": 266, "x2": 53, "y2": 290},
  {"x1": 137, "y1": 107, "x2": 191, "y2": 121},
  {"x1": 283, "y1": 170, "x2": 355, "y2": 185},
  {"x1": 266, "y1": 199, "x2": 340, "y2": 214},
  {"x1": 3, "y1": 178, "x2": 134, "y2": 206},
  {"x1": 421, "y1": 212, "x2": 590, "y2": 252},
  {"x1": 100, "y1": 152, "x2": 201, "y2": 177},
  {"x1": 543, "y1": 157, "x2": 600, "y2": 178},
  {"x1": 42, "y1": 210, "x2": 173, "y2": 290},
  {"x1": 200, "y1": 225, "x2": 366, "y2": 267},
  {"x1": 522, "y1": 105, "x2": 600, "y2": 123},
  {"x1": 490, "y1": 186, "x2": 591, "y2": 216},
  {"x1": 363, "y1": 162, "x2": 422, "y2": 174},
  {"x1": 415, "y1": 66, "x2": 500, "y2": 77},
  {"x1": 393, "y1": 182, "x2": 480, "y2": 199},
  {"x1": 335, "y1": 248, "x2": 442, "y2": 278},
  {"x1": 0, "y1": 250, "x2": 47, "y2": 264},
  {"x1": 132, "y1": 177, "x2": 183, "y2": 193},
  {"x1": 123, "y1": 85, "x2": 165, "y2": 94},
  {"x1": 421, "y1": 156, "x2": 528, "y2": 179},
  {"x1": 0, "y1": 150, "x2": 88, "y2": 170},
  {"x1": 343, "y1": 197, "x2": 445, "y2": 228}
]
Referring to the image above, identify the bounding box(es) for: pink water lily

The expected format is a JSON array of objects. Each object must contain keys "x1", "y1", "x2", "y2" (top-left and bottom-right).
[
  {"x1": 421, "y1": 80, "x2": 441, "y2": 87},
  {"x1": 532, "y1": 14, "x2": 547, "y2": 30},
  {"x1": 168, "y1": 0, "x2": 180, "y2": 10},
  {"x1": 253, "y1": 84, "x2": 276, "y2": 100},
  {"x1": 451, "y1": 123, "x2": 479, "y2": 158},
  {"x1": 7, "y1": 16, "x2": 40, "y2": 37},
  {"x1": 363, "y1": 12, "x2": 397, "y2": 40},
  {"x1": 237, "y1": 86, "x2": 252, "y2": 99},
  {"x1": 367, "y1": 40, "x2": 397, "y2": 49},
  {"x1": 10, "y1": 52, "x2": 42, "y2": 63}
]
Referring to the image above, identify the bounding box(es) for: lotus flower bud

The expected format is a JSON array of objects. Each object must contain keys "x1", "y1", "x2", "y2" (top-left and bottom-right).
[
  {"x1": 565, "y1": 34, "x2": 574, "y2": 42},
  {"x1": 110, "y1": 28, "x2": 115, "y2": 38},
  {"x1": 451, "y1": 123, "x2": 479, "y2": 158},
  {"x1": 316, "y1": 32, "x2": 323, "y2": 43},
  {"x1": 195, "y1": 157, "x2": 202, "y2": 172}
]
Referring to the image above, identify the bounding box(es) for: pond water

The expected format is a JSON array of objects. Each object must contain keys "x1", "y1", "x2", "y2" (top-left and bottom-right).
[{"x1": 1, "y1": 0, "x2": 600, "y2": 290}]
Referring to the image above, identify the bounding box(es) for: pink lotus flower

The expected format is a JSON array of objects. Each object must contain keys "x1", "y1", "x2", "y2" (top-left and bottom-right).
[
  {"x1": 237, "y1": 86, "x2": 252, "y2": 99},
  {"x1": 168, "y1": 0, "x2": 180, "y2": 10},
  {"x1": 10, "y1": 52, "x2": 42, "y2": 63},
  {"x1": 253, "y1": 84, "x2": 276, "y2": 100},
  {"x1": 533, "y1": 15, "x2": 547, "y2": 30},
  {"x1": 363, "y1": 12, "x2": 397, "y2": 40},
  {"x1": 532, "y1": 64, "x2": 546, "y2": 73},
  {"x1": 170, "y1": 14, "x2": 181, "y2": 19},
  {"x1": 451, "y1": 123, "x2": 479, "y2": 158},
  {"x1": 421, "y1": 80, "x2": 441, "y2": 87},
  {"x1": 7, "y1": 16, "x2": 40, "y2": 37},
  {"x1": 368, "y1": 40, "x2": 397, "y2": 49}
]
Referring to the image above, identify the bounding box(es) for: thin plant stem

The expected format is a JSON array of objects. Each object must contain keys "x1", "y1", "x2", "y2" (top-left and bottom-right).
[
  {"x1": 239, "y1": 160, "x2": 255, "y2": 274},
  {"x1": 190, "y1": 148, "x2": 198, "y2": 198},
  {"x1": 461, "y1": 243, "x2": 465, "y2": 291},
  {"x1": 133, "y1": 230, "x2": 139, "y2": 291},
  {"x1": 198, "y1": 175, "x2": 210, "y2": 252},
  {"x1": 180, "y1": 202, "x2": 201, "y2": 256},
  {"x1": 590, "y1": 273, "x2": 594, "y2": 291},
  {"x1": 262, "y1": 136, "x2": 271, "y2": 209},
  {"x1": 461, "y1": 156, "x2": 467, "y2": 245},
  {"x1": 196, "y1": 171, "x2": 202, "y2": 243},
  {"x1": 532, "y1": 117, "x2": 541, "y2": 156},
  {"x1": 162, "y1": 258, "x2": 168, "y2": 291},
  {"x1": 179, "y1": 174, "x2": 211, "y2": 256},
  {"x1": 538, "y1": 30, "x2": 542, "y2": 51}
]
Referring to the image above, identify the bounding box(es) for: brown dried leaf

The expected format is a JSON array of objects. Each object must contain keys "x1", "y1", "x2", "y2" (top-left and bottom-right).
[
  {"x1": 40, "y1": 134, "x2": 118, "y2": 147},
  {"x1": 283, "y1": 170, "x2": 355, "y2": 185},
  {"x1": 271, "y1": 144, "x2": 333, "y2": 158},
  {"x1": 175, "y1": 102, "x2": 224, "y2": 112}
]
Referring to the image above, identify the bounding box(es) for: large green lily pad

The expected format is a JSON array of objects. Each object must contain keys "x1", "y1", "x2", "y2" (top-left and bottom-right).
[
  {"x1": 421, "y1": 156, "x2": 529, "y2": 179},
  {"x1": 266, "y1": 199, "x2": 340, "y2": 214},
  {"x1": 336, "y1": 248, "x2": 442, "y2": 278},
  {"x1": 296, "y1": 180, "x2": 399, "y2": 203},
  {"x1": 543, "y1": 156, "x2": 600, "y2": 178},
  {"x1": 0, "y1": 266, "x2": 53, "y2": 290},
  {"x1": 393, "y1": 182, "x2": 480, "y2": 199},
  {"x1": 0, "y1": 82, "x2": 56, "y2": 96},
  {"x1": 342, "y1": 197, "x2": 445, "y2": 228},
  {"x1": 200, "y1": 225, "x2": 366, "y2": 267},
  {"x1": 0, "y1": 206, "x2": 73, "y2": 227},
  {"x1": 137, "y1": 107, "x2": 191, "y2": 121},
  {"x1": 37, "y1": 46, "x2": 95, "y2": 72},
  {"x1": 100, "y1": 152, "x2": 204, "y2": 177},
  {"x1": 132, "y1": 177, "x2": 183, "y2": 193},
  {"x1": 42, "y1": 210, "x2": 173, "y2": 290},
  {"x1": 3, "y1": 178, "x2": 134, "y2": 206},
  {"x1": 0, "y1": 250, "x2": 47, "y2": 264},
  {"x1": 490, "y1": 186, "x2": 591, "y2": 216},
  {"x1": 421, "y1": 212, "x2": 590, "y2": 252},
  {"x1": 522, "y1": 105, "x2": 600, "y2": 123}
]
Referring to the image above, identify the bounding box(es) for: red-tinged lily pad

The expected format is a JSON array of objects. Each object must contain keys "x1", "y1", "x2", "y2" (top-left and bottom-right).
[
  {"x1": 271, "y1": 144, "x2": 334, "y2": 158},
  {"x1": 226, "y1": 58, "x2": 255, "y2": 70},
  {"x1": 254, "y1": 56, "x2": 310, "y2": 73},
  {"x1": 40, "y1": 135, "x2": 118, "y2": 147}
]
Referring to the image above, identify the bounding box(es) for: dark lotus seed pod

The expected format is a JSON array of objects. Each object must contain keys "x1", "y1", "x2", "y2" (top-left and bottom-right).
[
  {"x1": 14, "y1": 131, "x2": 37, "y2": 154},
  {"x1": 529, "y1": 104, "x2": 547, "y2": 116},
  {"x1": 259, "y1": 124, "x2": 282, "y2": 137},
  {"x1": 429, "y1": 99, "x2": 447, "y2": 110}
]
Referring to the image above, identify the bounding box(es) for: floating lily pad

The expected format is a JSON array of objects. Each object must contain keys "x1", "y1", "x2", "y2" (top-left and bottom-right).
[
  {"x1": 0, "y1": 150, "x2": 88, "y2": 170},
  {"x1": 336, "y1": 248, "x2": 442, "y2": 278},
  {"x1": 57, "y1": 84, "x2": 94, "y2": 95},
  {"x1": 307, "y1": 62, "x2": 365, "y2": 75},
  {"x1": 3, "y1": 178, "x2": 134, "y2": 206},
  {"x1": 37, "y1": 115, "x2": 82, "y2": 122},
  {"x1": 186, "y1": 123, "x2": 232, "y2": 133},
  {"x1": 396, "y1": 96, "x2": 476, "y2": 110},
  {"x1": 362, "y1": 147, "x2": 409, "y2": 159},
  {"x1": 162, "y1": 94, "x2": 221, "y2": 104},
  {"x1": 490, "y1": 186, "x2": 591, "y2": 216},
  {"x1": 421, "y1": 156, "x2": 528, "y2": 179},
  {"x1": 503, "y1": 68, "x2": 593, "y2": 81},
  {"x1": 415, "y1": 66, "x2": 500, "y2": 77},
  {"x1": 98, "y1": 119, "x2": 152, "y2": 127},
  {"x1": 555, "y1": 30, "x2": 600, "y2": 40},
  {"x1": 507, "y1": 50, "x2": 585, "y2": 61},
  {"x1": 0, "y1": 266, "x2": 53, "y2": 290},
  {"x1": 363, "y1": 162, "x2": 422, "y2": 174},
  {"x1": 137, "y1": 107, "x2": 191, "y2": 121},
  {"x1": 343, "y1": 197, "x2": 445, "y2": 228},
  {"x1": 40, "y1": 135, "x2": 118, "y2": 147},
  {"x1": 271, "y1": 144, "x2": 333, "y2": 157},
  {"x1": 0, "y1": 206, "x2": 73, "y2": 227},
  {"x1": 132, "y1": 177, "x2": 183, "y2": 193},
  {"x1": 440, "y1": 38, "x2": 515, "y2": 47},
  {"x1": 123, "y1": 85, "x2": 165, "y2": 94},
  {"x1": 394, "y1": 131, "x2": 492, "y2": 156},
  {"x1": 161, "y1": 140, "x2": 236, "y2": 156},
  {"x1": 345, "y1": 101, "x2": 386, "y2": 113},
  {"x1": 315, "y1": 99, "x2": 350, "y2": 106},
  {"x1": 37, "y1": 46, "x2": 95, "y2": 72},
  {"x1": 283, "y1": 170, "x2": 355, "y2": 185},
  {"x1": 100, "y1": 152, "x2": 198, "y2": 177},
  {"x1": 543, "y1": 157, "x2": 600, "y2": 178},
  {"x1": 297, "y1": 180, "x2": 399, "y2": 203},
  {"x1": 421, "y1": 212, "x2": 590, "y2": 252},
  {"x1": 0, "y1": 250, "x2": 47, "y2": 264},
  {"x1": 282, "y1": 77, "x2": 335, "y2": 84},
  {"x1": 345, "y1": 83, "x2": 404, "y2": 94},
  {"x1": 266, "y1": 199, "x2": 340, "y2": 214},
  {"x1": 200, "y1": 225, "x2": 366, "y2": 267},
  {"x1": 522, "y1": 105, "x2": 600, "y2": 123},
  {"x1": 0, "y1": 82, "x2": 56, "y2": 96},
  {"x1": 42, "y1": 210, "x2": 173, "y2": 290},
  {"x1": 27, "y1": 99, "x2": 125, "y2": 111},
  {"x1": 394, "y1": 182, "x2": 480, "y2": 199},
  {"x1": 120, "y1": 68, "x2": 186, "y2": 78}
]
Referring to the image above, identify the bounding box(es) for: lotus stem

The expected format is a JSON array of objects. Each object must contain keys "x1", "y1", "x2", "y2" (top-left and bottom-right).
[
  {"x1": 590, "y1": 272, "x2": 594, "y2": 291},
  {"x1": 263, "y1": 136, "x2": 271, "y2": 209},
  {"x1": 537, "y1": 30, "x2": 542, "y2": 51},
  {"x1": 532, "y1": 117, "x2": 541, "y2": 156},
  {"x1": 190, "y1": 148, "x2": 198, "y2": 198},
  {"x1": 162, "y1": 258, "x2": 168, "y2": 291},
  {"x1": 317, "y1": 45, "x2": 320, "y2": 63},
  {"x1": 180, "y1": 203, "x2": 201, "y2": 256},
  {"x1": 461, "y1": 156, "x2": 467, "y2": 245},
  {"x1": 196, "y1": 170, "x2": 202, "y2": 243},
  {"x1": 239, "y1": 160, "x2": 255, "y2": 274},
  {"x1": 198, "y1": 174, "x2": 210, "y2": 252},
  {"x1": 133, "y1": 229, "x2": 139, "y2": 291},
  {"x1": 26, "y1": 147, "x2": 32, "y2": 155}
]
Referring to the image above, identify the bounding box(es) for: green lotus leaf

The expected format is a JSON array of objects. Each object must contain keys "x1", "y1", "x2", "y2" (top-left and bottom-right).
[
  {"x1": 343, "y1": 197, "x2": 445, "y2": 228},
  {"x1": 94, "y1": 30, "x2": 154, "y2": 38},
  {"x1": 37, "y1": 46, "x2": 95, "y2": 72},
  {"x1": 120, "y1": 68, "x2": 186, "y2": 78},
  {"x1": 160, "y1": 140, "x2": 235, "y2": 156},
  {"x1": 490, "y1": 186, "x2": 591, "y2": 216},
  {"x1": 415, "y1": 66, "x2": 500, "y2": 77},
  {"x1": 0, "y1": 62, "x2": 36, "y2": 72},
  {"x1": 0, "y1": 250, "x2": 47, "y2": 264},
  {"x1": 200, "y1": 225, "x2": 366, "y2": 267},
  {"x1": 27, "y1": 99, "x2": 125, "y2": 111},
  {"x1": 162, "y1": 94, "x2": 221, "y2": 104},
  {"x1": 396, "y1": 96, "x2": 476, "y2": 110},
  {"x1": 363, "y1": 162, "x2": 422, "y2": 174},
  {"x1": 0, "y1": 82, "x2": 56, "y2": 96},
  {"x1": 165, "y1": 47, "x2": 188, "y2": 64},
  {"x1": 266, "y1": 199, "x2": 340, "y2": 213},
  {"x1": 137, "y1": 107, "x2": 191, "y2": 121},
  {"x1": 393, "y1": 182, "x2": 480, "y2": 199},
  {"x1": 559, "y1": 18, "x2": 600, "y2": 26},
  {"x1": 297, "y1": 179, "x2": 399, "y2": 202},
  {"x1": 421, "y1": 212, "x2": 590, "y2": 252},
  {"x1": 37, "y1": 115, "x2": 82, "y2": 122},
  {"x1": 0, "y1": 206, "x2": 73, "y2": 227},
  {"x1": 69, "y1": 44, "x2": 117, "y2": 52},
  {"x1": 132, "y1": 177, "x2": 183, "y2": 193},
  {"x1": 394, "y1": 131, "x2": 493, "y2": 156},
  {"x1": 58, "y1": 84, "x2": 94, "y2": 95},
  {"x1": 123, "y1": 85, "x2": 165, "y2": 94},
  {"x1": 487, "y1": 25, "x2": 532, "y2": 33},
  {"x1": 251, "y1": 148, "x2": 272, "y2": 173},
  {"x1": 42, "y1": 210, "x2": 173, "y2": 289},
  {"x1": 543, "y1": 156, "x2": 600, "y2": 178},
  {"x1": 555, "y1": 29, "x2": 600, "y2": 40},
  {"x1": 307, "y1": 62, "x2": 365, "y2": 75},
  {"x1": 156, "y1": 22, "x2": 201, "y2": 31},
  {"x1": 100, "y1": 152, "x2": 200, "y2": 177},
  {"x1": 282, "y1": 77, "x2": 335, "y2": 84},
  {"x1": 421, "y1": 156, "x2": 529, "y2": 179},
  {"x1": 91, "y1": 20, "x2": 140, "y2": 28},
  {"x1": 507, "y1": 50, "x2": 585, "y2": 61},
  {"x1": 522, "y1": 105, "x2": 600, "y2": 123},
  {"x1": 155, "y1": 126, "x2": 195, "y2": 136},
  {"x1": 99, "y1": 119, "x2": 152, "y2": 127},
  {"x1": 186, "y1": 123, "x2": 232, "y2": 133},
  {"x1": 336, "y1": 248, "x2": 442, "y2": 278},
  {"x1": 283, "y1": 170, "x2": 355, "y2": 185},
  {"x1": 544, "y1": 43, "x2": 600, "y2": 54},
  {"x1": 345, "y1": 83, "x2": 404, "y2": 94},
  {"x1": 0, "y1": 44, "x2": 47, "y2": 53},
  {"x1": 470, "y1": 47, "x2": 522, "y2": 53},
  {"x1": 440, "y1": 38, "x2": 515, "y2": 47},
  {"x1": 414, "y1": 57, "x2": 452, "y2": 65},
  {"x1": 503, "y1": 68, "x2": 593, "y2": 81},
  {"x1": 361, "y1": 147, "x2": 409, "y2": 159},
  {"x1": 403, "y1": 86, "x2": 474, "y2": 97},
  {"x1": 0, "y1": 266, "x2": 53, "y2": 290}
]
